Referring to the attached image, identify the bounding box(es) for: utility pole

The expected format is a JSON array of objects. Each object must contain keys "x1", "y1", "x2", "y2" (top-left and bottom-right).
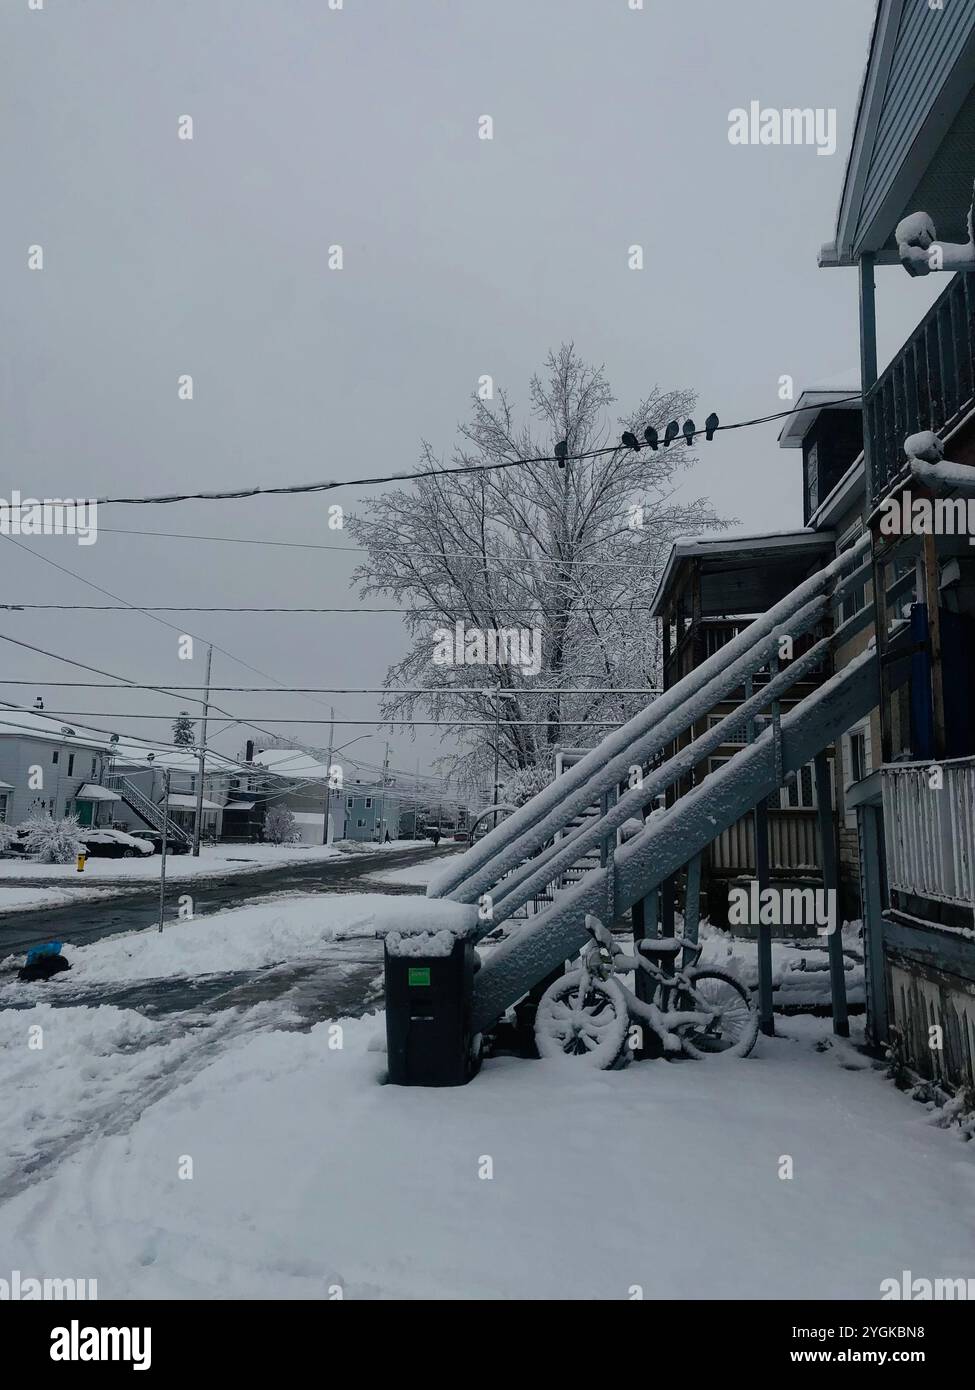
[
  {"x1": 192, "y1": 643, "x2": 213, "y2": 857},
  {"x1": 493, "y1": 690, "x2": 502, "y2": 829},
  {"x1": 322, "y1": 705, "x2": 335, "y2": 846},
  {"x1": 377, "y1": 739, "x2": 390, "y2": 842},
  {"x1": 158, "y1": 769, "x2": 171, "y2": 933}
]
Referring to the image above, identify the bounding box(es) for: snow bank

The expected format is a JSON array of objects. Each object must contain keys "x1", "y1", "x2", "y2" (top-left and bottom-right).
[{"x1": 0, "y1": 894, "x2": 474, "y2": 990}]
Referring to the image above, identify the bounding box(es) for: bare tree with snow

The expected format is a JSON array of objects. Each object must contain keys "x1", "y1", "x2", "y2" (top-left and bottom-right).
[{"x1": 349, "y1": 345, "x2": 728, "y2": 786}]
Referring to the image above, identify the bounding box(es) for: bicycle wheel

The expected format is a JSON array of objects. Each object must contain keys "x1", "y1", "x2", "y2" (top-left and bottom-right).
[
  {"x1": 534, "y1": 970, "x2": 630, "y2": 1068},
  {"x1": 671, "y1": 968, "x2": 758, "y2": 1059}
]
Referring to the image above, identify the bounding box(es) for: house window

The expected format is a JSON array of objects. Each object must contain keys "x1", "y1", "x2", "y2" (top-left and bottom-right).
[
  {"x1": 804, "y1": 441, "x2": 819, "y2": 518},
  {"x1": 67, "y1": 754, "x2": 75, "y2": 776},
  {"x1": 777, "y1": 760, "x2": 833, "y2": 811},
  {"x1": 365, "y1": 798, "x2": 372, "y2": 809},
  {"x1": 356, "y1": 818, "x2": 365, "y2": 828},
  {"x1": 0, "y1": 794, "x2": 7, "y2": 823},
  {"x1": 91, "y1": 758, "x2": 97, "y2": 777},
  {"x1": 707, "y1": 715, "x2": 746, "y2": 745},
  {"x1": 346, "y1": 797, "x2": 353, "y2": 809},
  {"x1": 52, "y1": 750, "x2": 59, "y2": 765},
  {"x1": 849, "y1": 730, "x2": 867, "y2": 784}
]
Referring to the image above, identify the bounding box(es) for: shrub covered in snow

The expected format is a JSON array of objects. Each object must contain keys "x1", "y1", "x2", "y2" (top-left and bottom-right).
[
  {"x1": 22, "y1": 815, "x2": 84, "y2": 864},
  {"x1": 263, "y1": 804, "x2": 299, "y2": 845},
  {"x1": 500, "y1": 764, "x2": 554, "y2": 808}
]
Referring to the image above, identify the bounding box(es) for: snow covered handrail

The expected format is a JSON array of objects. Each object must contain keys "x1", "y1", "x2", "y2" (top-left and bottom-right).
[
  {"x1": 427, "y1": 533, "x2": 870, "y2": 904},
  {"x1": 462, "y1": 592, "x2": 872, "y2": 934},
  {"x1": 895, "y1": 179, "x2": 975, "y2": 277},
  {"x1": 903, "y1": 431, "x2": 975, "y2": 495}
]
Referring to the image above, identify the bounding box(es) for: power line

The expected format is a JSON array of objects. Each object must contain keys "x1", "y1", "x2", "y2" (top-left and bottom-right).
[
  {"x1": 91, "y1": 396, "x2": 862, "y2": 507},
  {"x1": 22, "y1": 711, "x2": 631, "y2": 727},
  {"x1": 2, "y1": 601, "x2": 665, "y2": 613},
  {"x1": 0, "y1": 680, "x2": 660, "y2": 695},
  {"x1": 91, "y1": 524, "x2": 675, "y2": 572},
  {"x1": 0, "y1": 532, "x2": 351, "y2": 741}
]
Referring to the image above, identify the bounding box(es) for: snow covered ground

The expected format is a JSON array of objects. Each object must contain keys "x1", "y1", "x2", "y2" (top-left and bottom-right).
[
  {"x1": 0, "y1": 1001, "x2": 971, "y2": 1300},
  {"x1": 0, "y1": 894, "x2": 968, "y2": 1300},
  {"x1": 0, "y1": 884, "x2": 101, "y2": 916},
  {"x1": 0, "y1": 893, "x2": 470, "y2": 994},
  {"x1": 361, "y1": 853, "x2": 457, "y2": 888}
]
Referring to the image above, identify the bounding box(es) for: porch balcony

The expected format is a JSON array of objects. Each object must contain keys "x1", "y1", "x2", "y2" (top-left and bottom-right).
[
  {"x1": 865, "y1": 274, "x2": 975, "y2": 508},
  {"x1": 882, "y1": 757, "x2": 975, "y2": 931}
]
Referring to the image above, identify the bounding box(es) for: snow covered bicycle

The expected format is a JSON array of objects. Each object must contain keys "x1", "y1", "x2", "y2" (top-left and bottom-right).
[{"x1": 535, "y1": 914, "x2": 758, "y2": 1067}]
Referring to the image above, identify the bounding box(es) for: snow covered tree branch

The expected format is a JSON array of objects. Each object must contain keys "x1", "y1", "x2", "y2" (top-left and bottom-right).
[{"x1": 348, "y1": 345, "x2": 729, "y2": 788}]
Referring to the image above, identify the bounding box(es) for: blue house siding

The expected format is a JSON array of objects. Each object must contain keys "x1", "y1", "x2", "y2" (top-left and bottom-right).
[{"x1": 855, "y1": 0, "x2": 975, "y2": 250}]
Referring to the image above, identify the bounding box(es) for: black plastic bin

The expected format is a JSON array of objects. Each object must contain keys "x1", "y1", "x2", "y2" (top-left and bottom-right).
[{"x1": 384, "y1": 929, "x2": 480, "y2": 1086}]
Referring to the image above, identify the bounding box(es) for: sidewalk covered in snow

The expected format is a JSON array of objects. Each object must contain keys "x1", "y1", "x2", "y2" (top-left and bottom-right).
[{"x1": 1, "y1": 995, "x2": 972, "y2": 1299}]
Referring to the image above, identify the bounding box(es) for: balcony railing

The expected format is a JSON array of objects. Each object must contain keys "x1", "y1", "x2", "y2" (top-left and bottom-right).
[
  {"x1": 866, "y1": 274, "x2": 975, "y2": 508},
  {"x1": 882, "y1": 758, "x2": 975, "y2": 917}
]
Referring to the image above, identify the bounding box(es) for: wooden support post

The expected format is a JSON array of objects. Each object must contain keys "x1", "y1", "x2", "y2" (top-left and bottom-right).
[
  {"x1": 859, "y1": 252, "x2": 878, "y2": 502},
  {"x1": 754, "y1": 799, "x2": 775, "y2": 1037},
  {"x1": 631, "y1": 887, "x2": 660, "y2": 1059},
  {"x1": 660, "y1": 874, "x2": 676, "y2": 938},
  {"x1": 682, "y1": 853, "x2": 702, "y2": 970},
  {"x1": 815, "y1": 750, "x2": 849, "y2": 1038},
  {"x1": 921, "y1": 530, "x2": 946, "y2": 759},
  {"x1": 858, "y1": 803, "x2": 888, "y2": 1048},
  {"x1": 872, "y1": 529, "x2": 894, "y2": 763}
]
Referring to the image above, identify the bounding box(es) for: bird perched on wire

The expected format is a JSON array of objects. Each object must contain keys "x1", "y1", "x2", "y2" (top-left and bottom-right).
[
  {"x1": 621, "y1": 431, "x2": 641, "y2": 452},
  {"x1": 554, "y1": 440, "x2": 568, "y2": 468},
  {"x1": 643, "y1": 426, "x2": 659, "y2": 451},
  {"x1": 705, "y1": 412, "x2": 719, "y2": 441},
  {"x1": 663, "y1": 420, "x2": 680, "y2": 448},
  {"x1": 682, "y1": 419, "x2": 696, "y2": 447}
]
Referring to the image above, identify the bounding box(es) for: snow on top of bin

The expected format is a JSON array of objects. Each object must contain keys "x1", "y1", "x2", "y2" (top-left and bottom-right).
[
  {"x1": 386, "y1": 929, "x2": 459, "y2": 958},
  {"x1": 381, "y1": 897, "x2": 478, "y2": 956}
]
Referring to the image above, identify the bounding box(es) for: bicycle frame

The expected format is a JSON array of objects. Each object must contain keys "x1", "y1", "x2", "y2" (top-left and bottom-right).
[{"x1": 577, "y1": 929, "x2": 717, "y2": 1054}]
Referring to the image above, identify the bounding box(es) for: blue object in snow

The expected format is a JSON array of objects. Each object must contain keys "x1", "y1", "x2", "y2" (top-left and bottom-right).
[{"x1": 26, "y1": 942, "x2": 63, "y2": 965}]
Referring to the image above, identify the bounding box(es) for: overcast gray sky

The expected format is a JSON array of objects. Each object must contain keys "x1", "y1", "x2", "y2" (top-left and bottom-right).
[{"x1": 0, "y1": 0, "x2": 944, "y2": 786}]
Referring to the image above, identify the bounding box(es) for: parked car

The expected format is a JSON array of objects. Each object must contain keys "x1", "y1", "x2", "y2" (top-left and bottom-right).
[
  {"x1": 129, "y1": 829, "x2": 191, "y2": 856},
  {"x1": 78, "y1": 828, "x2": 154, "y2": 859}
]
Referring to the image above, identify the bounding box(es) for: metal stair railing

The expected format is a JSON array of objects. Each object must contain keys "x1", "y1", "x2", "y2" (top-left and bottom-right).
[
  {"x1": 109, "y1": 775, "x2": 194, "y2": 847},
  {"x1": 478, "y1": 592, "x2": 874, "y2": 934},
  {"x1": 429, "y1": 534, "x2": 871, "y2": 909},
  {"x1": 471, "y1": 642, "x2": 890, "y2": 1033}
]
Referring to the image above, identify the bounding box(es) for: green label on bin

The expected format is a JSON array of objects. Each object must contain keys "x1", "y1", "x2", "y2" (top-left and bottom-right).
[{"x1": 408, "y1": 966, "x2": 431, "y2": 987}]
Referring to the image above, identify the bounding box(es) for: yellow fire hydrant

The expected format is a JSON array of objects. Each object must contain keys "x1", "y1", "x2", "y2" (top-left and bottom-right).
[{"x1": 76, "y1": 851, "x2": 87, "y2": 873}]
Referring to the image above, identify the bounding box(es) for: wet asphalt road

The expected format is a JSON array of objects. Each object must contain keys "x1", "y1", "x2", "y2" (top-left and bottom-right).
[{"x1": 0, "y1": 844, "x2": 454, "y2": 958}]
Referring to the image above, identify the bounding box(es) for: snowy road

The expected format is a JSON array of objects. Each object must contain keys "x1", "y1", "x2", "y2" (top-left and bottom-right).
[{"x1": 0, "y1": 843, "x2": 454, "y2": 956}]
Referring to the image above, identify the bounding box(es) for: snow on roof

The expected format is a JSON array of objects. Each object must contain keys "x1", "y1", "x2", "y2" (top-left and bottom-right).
[
  {"x1": 649, "y1": 529, "x2": 835, "y2": 618},
  {"x1": 250, "y1": 747, "x2": 331, "y2": 780},
  {"x1": 778, "y1": 374, "x2": 862, "y2": 448},
  {"x1": 0, "y1": 706, "x2": 240, "y2": 775}
]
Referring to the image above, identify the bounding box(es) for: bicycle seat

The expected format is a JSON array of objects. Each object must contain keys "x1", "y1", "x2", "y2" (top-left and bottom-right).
[{"x1": 636, "y1": 937, "x2": 681, "y2": 955}]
